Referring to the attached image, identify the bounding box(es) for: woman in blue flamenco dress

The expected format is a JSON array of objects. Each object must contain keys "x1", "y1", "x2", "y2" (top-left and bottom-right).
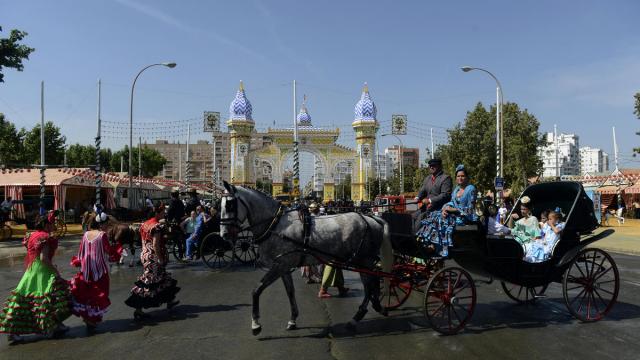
[{"x1": 417, "y1": 164, "x2": 478, "y2": 257}]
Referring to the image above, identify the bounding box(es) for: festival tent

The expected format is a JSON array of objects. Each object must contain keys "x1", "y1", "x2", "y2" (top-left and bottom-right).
[{"x1": 0, "y1": 168, "x2": 115, "y2": 219}]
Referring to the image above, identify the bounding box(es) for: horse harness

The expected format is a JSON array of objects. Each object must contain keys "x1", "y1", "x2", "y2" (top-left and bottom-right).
[{"x1": 221, "y1": 192, "x2": 374, "y2": 267}]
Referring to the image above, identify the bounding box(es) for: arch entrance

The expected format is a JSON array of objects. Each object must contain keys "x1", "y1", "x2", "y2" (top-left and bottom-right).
[
  {"x1": 226, "y1": 82, "x2": 379, "y2": 202},
  {"x1": 253, "y1": 129, "x2": 355, "y2": 202}
]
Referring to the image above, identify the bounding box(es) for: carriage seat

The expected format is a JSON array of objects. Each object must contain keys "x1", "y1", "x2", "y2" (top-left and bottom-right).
[{"x1": 486, "y1": 234, "x2": 524, "y2": 260}]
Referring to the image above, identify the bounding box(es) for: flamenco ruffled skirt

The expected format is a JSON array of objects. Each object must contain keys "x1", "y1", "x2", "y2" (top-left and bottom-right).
[
  {"x1": 124, "y1": 270, "x2": 180, "y2": 309},
  {"x1": 70, "y1": 273, "x2": 111, "y2": 323},
  {"x1": 0, "y1": 259, "x2": 71, "y2": 335}
]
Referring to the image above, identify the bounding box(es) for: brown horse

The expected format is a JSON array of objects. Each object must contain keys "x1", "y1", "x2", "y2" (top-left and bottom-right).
[{"x1": 102, "y1": 215, "x2": 139, "y2": 266}]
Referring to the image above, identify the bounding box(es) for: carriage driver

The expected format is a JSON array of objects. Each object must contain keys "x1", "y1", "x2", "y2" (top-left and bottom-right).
[
  {"x1": 166, "y1": 190, "x2": 186, "y2": 224},
  {"x1": 417, "y1": 158, "x2": 453, "y2": 213}
]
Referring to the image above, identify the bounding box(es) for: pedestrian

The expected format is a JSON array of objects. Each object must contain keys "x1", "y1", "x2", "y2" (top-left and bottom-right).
[
  {"x1": 301, "y1": 203, "x2": 322, "y2": 284},
  {"x1": 1, "y1": 196, "x2": 13, "y2": 223},
  {"x1": 0, "y1": 211, "x2": 71, "y2": 343},
  {"x1": 318, "y1": 266, "x2": 349, "y2": 298},
  {"x1": 69, "y1": 212, "x2": 116, "y2": 334},
  {"x1": 180, "y1": 210, "x2": 198, "y2": 251},
  {"x1": 633, "y1": 199, "x2": 640, "y2": 219},
  {"x1": 124, "y1": 204, "x2": 180, "y2": 320}
]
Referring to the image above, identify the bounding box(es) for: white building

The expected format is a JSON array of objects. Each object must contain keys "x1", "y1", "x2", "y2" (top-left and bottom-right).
[
  {"x1": 580, "y1": 147, "x2": 609, "y2": 175},
  {"x1": 375, "y1": 154, "x2": 394, "y2": 181},
  {"x1": 538, "y1": 132, "x2": 581, "y2": 177}
]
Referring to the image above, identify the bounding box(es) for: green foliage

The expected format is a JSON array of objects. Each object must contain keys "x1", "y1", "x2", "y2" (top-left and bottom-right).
[
  {"x1": 439, "y1": 102, "x2": 544, "y2": 196},
  {"x1": 110, "y1": 145, "x2": 167, "y2": 177},
  {"x1": 20, "y1": 121, "x2": 66, "y2": 166},
  {"x1": 0, "y1": 113, "x2": 23, "y2": 166},
  {"x1": 0, "y1": 27, "x2": 35, "y2": 83},
  {"x1": 65, "y1": 143, "x2": 112, "y2": 170}
]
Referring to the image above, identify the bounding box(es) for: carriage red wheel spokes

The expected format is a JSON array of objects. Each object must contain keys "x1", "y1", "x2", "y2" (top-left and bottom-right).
[
  {"x1": 501, "y1": 281, "x2": 549, "y2": 304},
  {"x1": 379, "y1": 265, "x2": 413, "y2": 310},
  {"x1": 563, "y1": 248, "x2": 619, "y2": 322},
  {"x1": 424, "y1": 267, "x2": 476, "y2": 335}
]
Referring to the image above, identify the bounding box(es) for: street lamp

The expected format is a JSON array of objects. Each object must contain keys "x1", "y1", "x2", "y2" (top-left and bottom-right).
[
  {"x1": 381, "y1": 133, "x2": 404, "y2": 195},
  {"x1": 128, "y1": 62, "x2": 176, "y2": 205},
  {"x1": 461, "y1": 66, "x2": 503, "y2": 204}
]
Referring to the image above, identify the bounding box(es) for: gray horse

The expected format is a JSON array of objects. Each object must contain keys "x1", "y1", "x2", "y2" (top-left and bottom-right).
[{"x1": 220, "y1": 182, "x2": 392, "y2": 335}]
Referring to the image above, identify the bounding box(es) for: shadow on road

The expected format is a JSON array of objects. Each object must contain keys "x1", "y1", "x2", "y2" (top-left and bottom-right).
[{"x1": 62, "y1": 303, "x2": 251, "y2": 339}]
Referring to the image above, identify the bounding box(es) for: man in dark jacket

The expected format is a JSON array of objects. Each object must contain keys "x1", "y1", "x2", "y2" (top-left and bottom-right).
[
  {"x1": 184, "y1": 189, "x2": 200, "y2": 215},
  {"x1": 166, "y1": 191, "x2": 186, "y2": 224},
  {"x1": 417, "y1": 158, "x2": 453, "y2": 212}
]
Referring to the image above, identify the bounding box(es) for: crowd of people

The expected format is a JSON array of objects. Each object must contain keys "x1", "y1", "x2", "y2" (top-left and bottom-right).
[{"x1": 0, "y1": 189, "x2": 219, "y2": 344}]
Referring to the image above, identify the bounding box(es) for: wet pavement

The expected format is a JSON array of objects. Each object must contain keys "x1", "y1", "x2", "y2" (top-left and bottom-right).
[{"x1": 0, "y1": 247, "x2": 638, "y2": 360}]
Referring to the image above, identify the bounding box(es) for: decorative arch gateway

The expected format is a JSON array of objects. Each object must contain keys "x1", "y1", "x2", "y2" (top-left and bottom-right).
[{"x1": 226, "y1": 82, "x2": 378, "y2": 202}]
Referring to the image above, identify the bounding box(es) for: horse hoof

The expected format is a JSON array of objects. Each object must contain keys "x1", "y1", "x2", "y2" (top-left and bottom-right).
[
  {"x1": 286, "y1": 321, "x2": 297, "y2": 331},
  {"x1": 252, "y1": 325, "x2": 262, "y2": 336}
]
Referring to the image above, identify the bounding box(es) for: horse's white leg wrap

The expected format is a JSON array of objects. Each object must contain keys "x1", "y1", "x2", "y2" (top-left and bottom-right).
[{"x1": 252, "y1": 319, "x2": 262, "y2": 335}]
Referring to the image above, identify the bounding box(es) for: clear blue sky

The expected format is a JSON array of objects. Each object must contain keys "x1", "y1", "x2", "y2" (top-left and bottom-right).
[{"x1": 2, "y1": 0, "x2": 639, "y2": 171}]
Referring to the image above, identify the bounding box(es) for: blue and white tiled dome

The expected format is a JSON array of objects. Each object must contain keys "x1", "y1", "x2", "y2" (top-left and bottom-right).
[
  {"x1": 229, "y1": 81, "x2": 253, "y2": 121},
  {"x1": 297, "y1": 96, "x2": 312, "y2": 127},
  {"x1": 354, "y1": 82, "x2": 377, "y2": 121}
]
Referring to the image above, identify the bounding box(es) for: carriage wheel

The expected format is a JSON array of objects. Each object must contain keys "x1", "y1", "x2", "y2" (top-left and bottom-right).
[
  {"x1": 424, "y1": 267, "x2": 476, "y2": 335},
  {"x1": 563, "y1": 248, "x2": 619, "y2": 322},
  {"x1": 53, "y1": 219, "x2": 67, "y2": 238},
  {"x1": 379, "y1": 268, "x2": 413, "y2": 310},
  {"x1": 233, "y1": 230, "x2": 257, "y2": 265},
  {"x1": 170, "y1": 238, "x2": 186, "y2": 262},
  {"x1": 0, "y1": 224, "x2": 12, "y2": 241},
  {"x1": 501, "y1": 281, "x2": 549, "y2": 304},
  {"x1": 200, "y1": 232, "x2": 234, "y2": 271}
]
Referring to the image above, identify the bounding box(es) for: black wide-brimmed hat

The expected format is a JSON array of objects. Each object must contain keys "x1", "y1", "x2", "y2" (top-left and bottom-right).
[{"x1": 427, "y1": 158, "x2": 443, "y2": 166}]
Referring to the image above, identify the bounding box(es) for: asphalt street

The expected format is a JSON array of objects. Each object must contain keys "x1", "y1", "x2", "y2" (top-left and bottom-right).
[{"x1": 0, "y1": 247, "x2": 638, "y2": 360}]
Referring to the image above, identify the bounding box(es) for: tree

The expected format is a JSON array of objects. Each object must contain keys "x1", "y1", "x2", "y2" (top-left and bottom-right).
[
  {"x1": 110, "y1": 146, "x2": 167, "y2": 177},
  {"x1": 0, "y1": 113, "x2": 23, "y2": 166},
  {"x1": 634, "y1": 92, "x2": 640, "y2": 154},
  {"x1": 65, "y1": 143, "x2": 112, "y2": 171},
  {"x1": 0, "y1": 27, "x2": 35, "y2": 83},
  {"x1": 20, "y1": 121, "x2": 66, "y2": 166},
  {"x1": 439, "y1": 102, "x2": 544, "y2": 196}
]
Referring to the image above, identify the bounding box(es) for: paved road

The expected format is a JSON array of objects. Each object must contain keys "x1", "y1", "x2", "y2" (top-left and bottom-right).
[{"x1": 0, "y1": 249, "x2": 638, "y2": 360}]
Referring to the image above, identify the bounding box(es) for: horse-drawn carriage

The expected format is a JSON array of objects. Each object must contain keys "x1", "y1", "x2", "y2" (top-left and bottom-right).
[
  {"x1": 380, "y1": 181, "x2": 619, "y2": 334},
  {"x1": 162, "y1": 218, "x2": 257, "y2": 270},
  {"x1": 218, "y1": 181, "x2": 619, "y2": 336}
]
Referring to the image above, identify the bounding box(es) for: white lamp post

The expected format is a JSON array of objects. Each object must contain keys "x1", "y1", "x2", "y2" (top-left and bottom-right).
[
  {"x1": 461, "y1": 66, "x2": 504, "y2": 204},
  {"x1": 128, "y1": 62, "x2": 176, "y2": 205}
]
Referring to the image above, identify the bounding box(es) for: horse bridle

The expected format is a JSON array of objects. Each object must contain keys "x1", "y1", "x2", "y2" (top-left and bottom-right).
[{"x1": 220, "y1": 192, "x2": 283, "y2": 243}]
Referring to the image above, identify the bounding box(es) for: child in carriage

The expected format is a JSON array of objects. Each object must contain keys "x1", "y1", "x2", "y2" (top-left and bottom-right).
[{"x1": 524, "y1": 210, "x2": 565, "y2": 263}]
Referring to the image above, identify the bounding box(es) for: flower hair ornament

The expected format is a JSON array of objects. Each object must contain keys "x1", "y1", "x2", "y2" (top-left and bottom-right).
[
  {"x1": 520, "y1": 196, "x2": 531, "y2": 205},
  {"x1": 46, "y1": 211, "x2": 57, "y2": 224},
  {"x1": 95, "y1": 212, "x2": 108, "y2": 223}
]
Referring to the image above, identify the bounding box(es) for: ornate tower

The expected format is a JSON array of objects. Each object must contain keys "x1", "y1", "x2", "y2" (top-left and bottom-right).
[
  {"x1": 351, "y1": 83, "x2": 378, "y2": 202},
  {"x1": 227, "y1": 81, "x2": 255, "y2": 186}
]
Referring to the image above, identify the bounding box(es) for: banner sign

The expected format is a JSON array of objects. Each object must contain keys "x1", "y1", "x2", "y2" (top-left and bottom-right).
[{"x1": 391, "y1": 114, "x2": 407, "y2": 135}]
